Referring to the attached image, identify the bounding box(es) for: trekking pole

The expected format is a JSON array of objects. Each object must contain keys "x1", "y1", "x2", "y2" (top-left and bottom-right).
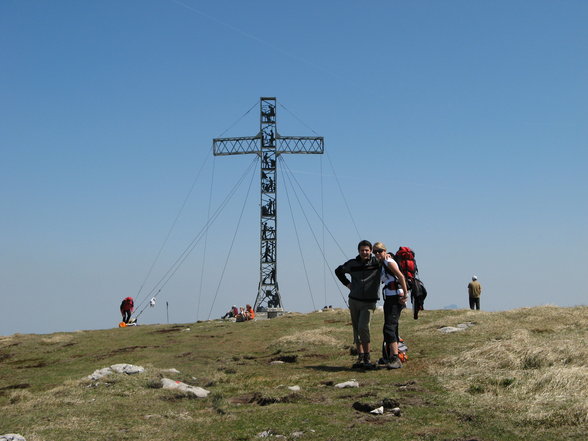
[{"x1": 166, "y1": 301, "x2": 169, "y2": 324}]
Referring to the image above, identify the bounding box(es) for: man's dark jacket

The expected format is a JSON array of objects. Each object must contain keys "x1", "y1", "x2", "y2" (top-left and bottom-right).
[{"x1": 335, "y1": 255, "x2": 380, "y2": 303}]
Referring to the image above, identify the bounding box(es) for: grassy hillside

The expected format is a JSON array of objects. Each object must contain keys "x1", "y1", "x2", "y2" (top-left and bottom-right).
[{"x1": 1, "y1": 306, "x2": 586, "y2": 441}]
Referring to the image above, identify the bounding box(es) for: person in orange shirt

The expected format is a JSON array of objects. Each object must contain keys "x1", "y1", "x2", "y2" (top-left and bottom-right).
[{"x1": 244, "y1": 304, "x2": 255, "y2": 320}]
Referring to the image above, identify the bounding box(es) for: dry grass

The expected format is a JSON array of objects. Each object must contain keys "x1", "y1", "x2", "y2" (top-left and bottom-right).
[
  {"x1": 275, "y1": 326, "x2": 343, "y2": 347},
  {"x1": 435, "y1": 306, "x2": 588, "y2": 429},
  {"x1": 40, "y1": 334, "x2": 75, "y2": 345}
]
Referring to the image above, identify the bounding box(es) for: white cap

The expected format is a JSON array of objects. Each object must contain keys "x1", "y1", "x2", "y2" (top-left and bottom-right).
[{"x1": 472, "y1": 275, "x2": 478, "y2": 280}]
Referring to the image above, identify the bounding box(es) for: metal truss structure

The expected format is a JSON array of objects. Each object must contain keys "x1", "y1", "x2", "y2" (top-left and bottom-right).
[{"x1": 213, "y1": 97, "x2": 324, "y2": 312}]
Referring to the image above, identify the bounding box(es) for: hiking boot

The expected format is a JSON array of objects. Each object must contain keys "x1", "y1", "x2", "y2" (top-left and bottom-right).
[
  {"x1": 352, "y1": 355, "x2": 364, "y2": 369},
  {"x1": 386, "y1": 355, "x2": 402, "y2": 370},
  {"x1": 377, "y1": 357, "x2": 389, "y2": 365},
  {"x1": 362, "y1": 361, "x2": 377, "y2": 370},
  {"x1": 362, "y1": 353, "x2": 377, "y2": 370}
]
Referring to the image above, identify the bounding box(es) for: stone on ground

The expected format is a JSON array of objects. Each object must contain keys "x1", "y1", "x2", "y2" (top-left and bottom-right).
[
  {"x1": 0, "y1": 435, "x2": 26, "y2": 441},
  {"x1": 161, "y1": 378, "x2": 210, "y2": 398}
]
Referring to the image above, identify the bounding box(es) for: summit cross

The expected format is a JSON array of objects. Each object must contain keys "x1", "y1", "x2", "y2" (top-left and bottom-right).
[{"x1": 213, "y1": 97, "x2": 324, "y2": 312}]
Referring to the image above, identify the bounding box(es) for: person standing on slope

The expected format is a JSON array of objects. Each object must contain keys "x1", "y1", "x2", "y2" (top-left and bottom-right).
[
  {"x1": 335, "y1": 240, "x2": 381, "y2": 369},
  {"x1": 373, "y1": 242, "x2": 408, "y2": 369},
  {"x1": 467, "y1": 276, "x2": 482, "y2": 310}
]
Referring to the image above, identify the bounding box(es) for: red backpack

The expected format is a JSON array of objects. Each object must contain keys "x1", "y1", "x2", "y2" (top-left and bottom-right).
[
  {"x1": 395, "y1": 247, "x2": 418, "y2": 280},
  {"x1": 395, "y1": 247, "x2": 428, "y2": 319}
]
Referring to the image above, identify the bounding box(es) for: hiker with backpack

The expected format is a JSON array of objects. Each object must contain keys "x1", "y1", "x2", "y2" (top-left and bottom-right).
[
  {"x1": 373, "y1": 242, "x2": 408, "y2": 370},
  {"x1": 120, "y1": 297, "x2": 134, "y2": 324},
  {"x1": 335, "y1": 240, "x2": 381, "y2": 369}
]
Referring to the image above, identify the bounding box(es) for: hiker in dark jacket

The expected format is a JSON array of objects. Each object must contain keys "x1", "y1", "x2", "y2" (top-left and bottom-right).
[{"x1": 335, "y1": 240, "x2": 381, "y2": 369}]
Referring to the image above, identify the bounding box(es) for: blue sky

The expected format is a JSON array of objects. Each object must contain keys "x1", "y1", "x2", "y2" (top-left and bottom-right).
[{"x1": 1, "y1": 0, "x2": 587, "y2": 335}]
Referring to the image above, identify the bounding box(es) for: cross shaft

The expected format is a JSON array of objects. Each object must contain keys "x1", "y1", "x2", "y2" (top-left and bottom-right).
[{"x1": 212, "y1": 97, "x2": 324, "y2": 312}]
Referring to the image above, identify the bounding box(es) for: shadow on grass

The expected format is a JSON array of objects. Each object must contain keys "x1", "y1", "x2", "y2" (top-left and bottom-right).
[{"x1": 305, "y1": 364, "x2": 354, "y2": 372}]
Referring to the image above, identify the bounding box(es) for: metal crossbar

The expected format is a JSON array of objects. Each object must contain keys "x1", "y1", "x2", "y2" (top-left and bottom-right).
[{"x1": 212, "y1": 97, "x2": 324, "y2": 312}]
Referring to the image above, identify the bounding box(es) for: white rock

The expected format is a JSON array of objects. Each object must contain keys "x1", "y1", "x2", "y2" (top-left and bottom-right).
[
  {"x1": 110, "y1": 363, "x2": 145, "y2": 375},
  {"x1": 86, "y1": 363, "x2": 144, "y2": 380},
  {"x1": 161, "y1": 378, "x2": 210, "y2": 398},
  {"x1": 87, "y1": 367, "x2": 113, "y2": 380},
  {"x1": 287, "y1": 385, "x2": 301, "y2": 391},
  {"x1": 438, "y1": 326, "x2": 463, "y2": 333},
  {"x1": 161, "y1": 368, "x2": 181, "y2": 374},
  {"x1": 370, "y1": 406, "x2": 384, "y2": 415},
  {"x1": 334, "y1": 380, "x2": 359, "y2": 388},
  {"x1": 0, "y1": 435, "x2": 26, "y2": 441},
  {"x1": 439, "y1": 322, "x2": 475, "y2": 333},
  {"x1": 270, "y1": 360, "x2": 285, "y2": 365}
]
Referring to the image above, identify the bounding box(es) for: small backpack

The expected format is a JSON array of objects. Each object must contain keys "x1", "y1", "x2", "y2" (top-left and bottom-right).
[{"x1": 381, "y1": 339, "x2": 409, "y2": 364}]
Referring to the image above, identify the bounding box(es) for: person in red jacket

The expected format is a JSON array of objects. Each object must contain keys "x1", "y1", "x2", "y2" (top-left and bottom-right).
[{"x1": 120, "y1": 297, "x2": 134, "y2": 324}]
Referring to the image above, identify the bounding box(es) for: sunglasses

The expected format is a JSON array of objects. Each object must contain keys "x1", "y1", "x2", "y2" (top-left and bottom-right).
[{"x1": 373, "y1": 249, "x2": 386, "y2": 254}]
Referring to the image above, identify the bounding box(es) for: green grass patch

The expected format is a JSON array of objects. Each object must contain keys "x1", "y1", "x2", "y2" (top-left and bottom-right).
[{"x1": 1, "y1": 306, "x2": 587, "y2": 440}]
